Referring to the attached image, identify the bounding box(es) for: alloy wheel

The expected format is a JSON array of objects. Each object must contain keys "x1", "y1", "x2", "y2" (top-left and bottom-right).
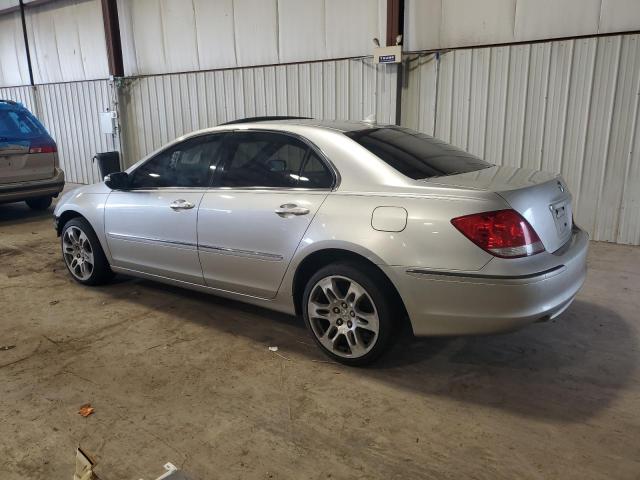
[
  {"x1": 307, "y1": 275, "x2": 380, "y2": 359},
  {"x1": 62, "y1": 226, "x2": 95, "y2": 281}
]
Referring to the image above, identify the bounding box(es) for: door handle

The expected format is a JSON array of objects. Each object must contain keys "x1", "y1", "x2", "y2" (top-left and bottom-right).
[
  {"x1": 169, "y1": 199, "x2": 195, "y2": 210},
  {"x1": 275, "y1": 203, "x2": 310, "y2": 217}
]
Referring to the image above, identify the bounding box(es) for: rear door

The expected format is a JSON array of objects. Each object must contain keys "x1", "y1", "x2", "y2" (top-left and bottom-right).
[
  {"x1": 0, "y1": 106, "x2": 56, "y2": 184},
  {"x1": 198, "y1": 131, "x2": 335, "y2": 298}
]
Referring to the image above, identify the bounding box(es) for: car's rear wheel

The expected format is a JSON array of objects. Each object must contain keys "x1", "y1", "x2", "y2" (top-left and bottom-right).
[
  {"x1": 61, "y1": 217, "x2": 113, "y2": 285},
  {"x1": 25, "y1": 196, "x2": 52, "y2": 210},
  {"x1": 302, "y1": 262, "x2": 396, "y2": 366}
]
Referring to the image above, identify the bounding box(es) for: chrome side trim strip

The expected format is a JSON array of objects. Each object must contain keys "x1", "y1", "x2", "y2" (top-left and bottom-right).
[
  {"x1": 406, "y1": 265, "x2": 564, "y2": 280},
  {"x1": 107, "y1": 232, "x2": 197, "y2": 248},
  {"x1": 198, "y1": 243, "x2": 284, "y2": 261}
]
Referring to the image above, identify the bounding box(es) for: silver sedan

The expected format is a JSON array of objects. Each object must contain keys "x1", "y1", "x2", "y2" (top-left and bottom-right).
[{"x1": 53, "y1": 118, "x2": 588, "y2": 365}]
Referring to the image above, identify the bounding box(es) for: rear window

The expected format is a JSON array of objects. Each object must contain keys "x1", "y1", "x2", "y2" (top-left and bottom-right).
[
  {"x1": 345, "y1": 126, "x2": 492, "y2": 179},
  {"x1": 0, "y1": 108, "x2": 47, "y2": 140}
]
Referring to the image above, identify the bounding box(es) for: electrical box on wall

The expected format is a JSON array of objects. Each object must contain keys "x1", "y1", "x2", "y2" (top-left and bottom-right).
[
  {"x1": 373, "y1": 45, "x2": 402, "y2": 64},
  {"x1": 99, "y1": 110, "x2": 117, "y2": 135}
]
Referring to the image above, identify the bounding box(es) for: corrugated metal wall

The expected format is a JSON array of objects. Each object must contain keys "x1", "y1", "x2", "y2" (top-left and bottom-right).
[
  {"x1": 117, "y1": 0, "x2": 387, "y2": 76},
  {"x1": 404, "y1": 0, "x2": 640, "y2": 52},
  {"x1": 2, "y1": 58, "x2": 397, "y2": 185},
  {"x1": 0, "y1": 0, "x2": 110, "y2": 87},
  {"x1": 0, "y1": 84, "x2": 36, "y2": 112},
  {"x1": 119, "y1": 58, "x2": 398, "y2": 165},
  {"x1": 0, "y1": 10, "x2": 30, "y2": 87},
  {"x1": 0, "y1": 80, "x2": 117, "y2": 184},
  {"x1": 36, "y1": 80, "x2": 118, "y2": 184},
  {"x1": 401, "y1": 33, "x2": 640, "y2": 245}
]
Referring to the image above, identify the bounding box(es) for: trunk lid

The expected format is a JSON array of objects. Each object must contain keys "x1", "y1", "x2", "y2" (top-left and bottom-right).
[
  {"x1": 0, "y1": 136, "x2": 56, "y2": 184},
  {"x1": 425, "y1": 165, "x2": 573, "y2": 253}
]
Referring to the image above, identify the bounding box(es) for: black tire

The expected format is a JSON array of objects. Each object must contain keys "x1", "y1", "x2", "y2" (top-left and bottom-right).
[
  {"x1": 25, "y1": 196, "x2": 52, "y2": 210},
  {"x1": 61, "y1": 217, "x2": 114, "y2": 286},
  {"x1": 302, "y1": 261, "x2": 398, "y2": 366}
]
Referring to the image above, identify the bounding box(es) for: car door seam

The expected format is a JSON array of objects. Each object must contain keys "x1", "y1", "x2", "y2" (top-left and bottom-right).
[{"x1": 273, "y1": 192, "x2": 332, "y2": 296}]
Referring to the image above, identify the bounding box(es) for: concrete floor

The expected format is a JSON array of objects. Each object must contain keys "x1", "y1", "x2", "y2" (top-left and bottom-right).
[{"x1": 1, "y1": 190, "x2": 639, "y2": 480}]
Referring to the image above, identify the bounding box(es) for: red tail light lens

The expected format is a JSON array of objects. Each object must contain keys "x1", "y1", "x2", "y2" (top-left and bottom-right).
[
  {"x1": 29, "y1": 143, "x2": 57, "y2": 154},
  {"x1": 451, "y1": 209, "x2": 544, "y2": 258}
]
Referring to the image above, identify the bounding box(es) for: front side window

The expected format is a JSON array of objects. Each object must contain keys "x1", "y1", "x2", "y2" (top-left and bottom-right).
[
  {"x1": 345, "y1": 126, "x2": 492, "y2": 179},
  {"x1": 130, "y1": 135, "x2": 223, "y2": 189},
  {"x1": 219, "y1": 132, "x2": 333, "y2": 189}
]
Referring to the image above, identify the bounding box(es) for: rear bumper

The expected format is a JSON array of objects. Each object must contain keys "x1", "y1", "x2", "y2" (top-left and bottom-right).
[
  {"x1": 0, "y1": 168, "x2": 65, "y2": 204},
  {"x1": 389, "y1": 227, "x2": 589, "y2": 336}
]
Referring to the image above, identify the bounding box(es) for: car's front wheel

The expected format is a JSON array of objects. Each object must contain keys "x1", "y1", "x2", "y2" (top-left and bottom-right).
[
  {"x1": 61, "y1": 217, "x2": 113, "y2": 285},
  {"x1": 25, "y1": 196, "x2": 52, "y2": 210},
  {"x1": 302, "y1": 262, "x2": 396, "y2": 366}
]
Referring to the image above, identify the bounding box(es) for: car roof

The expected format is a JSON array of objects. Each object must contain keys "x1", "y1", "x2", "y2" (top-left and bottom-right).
[
  {"x1": 218, "y1": 116, "x2": 387, "y2": 133},
  {"x1": 0, "y1": 99, "x2": 25, "y2": 110}
]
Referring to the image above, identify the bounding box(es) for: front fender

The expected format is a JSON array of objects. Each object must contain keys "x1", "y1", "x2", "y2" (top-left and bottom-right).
[{"x1": 54, "y1": 183, "x2": 113, "y2": 263}]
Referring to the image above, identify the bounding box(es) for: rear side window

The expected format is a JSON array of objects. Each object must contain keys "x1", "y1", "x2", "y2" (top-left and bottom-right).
[
  {"x1": 0, "y1": 109, "x2": 47, "y2": 139},
  {"x1": 345, "y1": 126, "x2": 492, "y2": 179},
  {"x1": 219, "y1": 131, "x2": 333, "y2": 189}
]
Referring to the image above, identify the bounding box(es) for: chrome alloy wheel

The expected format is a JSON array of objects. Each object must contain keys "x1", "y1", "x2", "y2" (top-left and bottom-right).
[
  {"x1": 62, "y1": 226, "x2": 94, "y2": 281},
  {"x1": 307, "y1": 275, "x2": 380, "y2": 359}
]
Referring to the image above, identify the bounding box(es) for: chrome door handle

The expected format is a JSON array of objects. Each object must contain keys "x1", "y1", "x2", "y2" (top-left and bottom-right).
[
  {"x1": 275, "y1": 203, "x2": 310, "y2": 217},
  {"x1": 169, "y1": 199, "x2": 195, "y2": 210}
]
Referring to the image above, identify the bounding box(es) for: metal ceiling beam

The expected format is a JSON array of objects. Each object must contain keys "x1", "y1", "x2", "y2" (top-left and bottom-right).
[
  {"x1": 101, "y1": 0, "x2": 124, "y2": 77},
  {"x1": 18, "y1": 0, "x2": 34, "y2": 86},
  {"x1": 386, "y1": 0, "x2": 404, "y2": 46}
]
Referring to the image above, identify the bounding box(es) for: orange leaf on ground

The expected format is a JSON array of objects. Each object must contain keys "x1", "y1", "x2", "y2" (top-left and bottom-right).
[{"x1": 78, "y1": 404, "x2": 95, "y2": 417}]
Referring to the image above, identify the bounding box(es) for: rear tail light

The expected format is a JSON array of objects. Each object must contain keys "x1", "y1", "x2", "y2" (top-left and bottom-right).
[
  {"x1": 451, "y1": 209, "x2": 544, "y2": 258},
  {"x1": 29, "y1": 142, "x2": 57, "y2": 154}
]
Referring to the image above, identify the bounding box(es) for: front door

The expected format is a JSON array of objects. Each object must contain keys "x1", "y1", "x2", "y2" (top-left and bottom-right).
[
  {"x1": 198, "y1": 130, "x2": 335, "y2": 298},
  {"x1": 105, "y1": 134, "x2": 224, "y2": 284}
]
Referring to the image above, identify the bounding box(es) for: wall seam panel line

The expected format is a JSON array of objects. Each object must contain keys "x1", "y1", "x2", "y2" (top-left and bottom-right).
[
  {"x1": 449, "y1": 51, "x2": 455, "y2": 142},
  {"x1": 539, "y1": 43, "x2": 553, "y2": 171},
  {"x1": 615, "y1": 43, "x2": 640, "y2": 241},
  {"x1": 54, "y1": 84, "x2": 75, "y2": 183},
  {"x1": 593, "y1": 37, "x2": 623, "y2": 237},
  {"x1": 465, "y1": 49, "x2": 474, "y2": 151},
  {"x1": 499, "y1": 46, "x2": 512, "y2": 165},
  {"x1": 75, "y1": 83, "x2": 88, "y2": 184},
  {"x1": 558, "y1": 40, "x2": 576, "y2": 178},
  {"x1": 576, "y1": 40, "x2": 598, "y2": 215},
  {"x1": 482, "y1": 48, "x2": 492, "y2": 159},
  {"x1": 70, "y1": 83, "x2": 87, "y2": 184},
  {"x1": 87, "y1": 82, "x2": 99, "y2": 183},
  {"x1": 519, "y1": 45, "x2": 532, "y2": 168}
]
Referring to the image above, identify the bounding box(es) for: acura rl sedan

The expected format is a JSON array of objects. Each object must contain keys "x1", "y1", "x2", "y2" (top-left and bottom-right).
[{"x1": 53, "y1": 118, "x2": 588, "y2": 365}]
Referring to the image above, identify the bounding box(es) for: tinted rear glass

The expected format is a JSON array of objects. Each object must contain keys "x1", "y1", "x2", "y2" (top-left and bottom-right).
[
  {"x1": 0, "y1": 108, "x2": 47, "y2": 140},
  {"x1": 345, "y1": 126, "x2": 492, "y2": 179}
]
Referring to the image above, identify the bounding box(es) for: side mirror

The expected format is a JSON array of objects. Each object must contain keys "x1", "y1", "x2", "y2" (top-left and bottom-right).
[{"x1": 104, "y1": 171, "x2": 130, "y2": 190}]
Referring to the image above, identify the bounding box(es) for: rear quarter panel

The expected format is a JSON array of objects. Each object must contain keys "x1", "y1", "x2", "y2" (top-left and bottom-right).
[{"x1": 284, "y1": 191, "x2": 507, "y2": 284}]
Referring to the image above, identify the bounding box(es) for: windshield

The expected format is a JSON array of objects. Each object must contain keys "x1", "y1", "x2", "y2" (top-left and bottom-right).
[
  {"x1": 345, "y1": 126, "x2": 492, "y2": 179},
  {"x1": 0, "y1": 108, "x2": 47, "y2": 141}
]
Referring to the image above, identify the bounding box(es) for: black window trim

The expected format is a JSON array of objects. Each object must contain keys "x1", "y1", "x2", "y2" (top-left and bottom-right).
[
  {"x1": 126, "y1": 132, "x2": 229, "y2": 191},
  {"x1": 209, "y1": 128, "x2": 340, "y2": 191}
]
